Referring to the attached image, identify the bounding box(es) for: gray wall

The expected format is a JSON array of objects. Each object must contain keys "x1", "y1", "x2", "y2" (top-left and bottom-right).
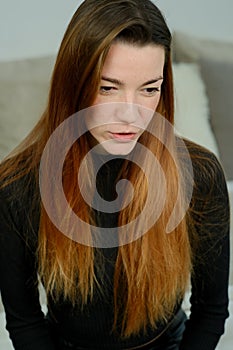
[
  {"x1": 0, "y1": 0, "x2": 233, "y2": 61},
  {"x1": 155, "y1": 0, "x2": 233, "y2": 41}
]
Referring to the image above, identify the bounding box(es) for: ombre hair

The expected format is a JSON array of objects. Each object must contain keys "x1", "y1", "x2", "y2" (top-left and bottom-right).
[{"x1": 0, "y1": 0, "x2": 192, "y2": 337}]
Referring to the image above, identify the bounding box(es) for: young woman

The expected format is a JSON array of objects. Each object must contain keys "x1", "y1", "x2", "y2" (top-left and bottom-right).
[{"x1": 0, "y1": 0, "x2": 230, "y2": 349}]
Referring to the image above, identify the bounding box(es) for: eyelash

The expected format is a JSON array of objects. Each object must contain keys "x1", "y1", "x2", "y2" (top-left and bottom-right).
[
  {"x1": 99, "y1": 86, "x2": 116, "y2": 94},
  {"x1": 99, "y1": 86, "x2": 161, "y2": 96},
  {"x1": 143, "y1": 87, "x2": 161, "y2": 95}
]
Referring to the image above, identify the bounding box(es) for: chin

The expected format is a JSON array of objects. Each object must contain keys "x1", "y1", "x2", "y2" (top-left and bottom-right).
[{"x1": 102, "y1": 142, "x2": 137, "y2": 156}]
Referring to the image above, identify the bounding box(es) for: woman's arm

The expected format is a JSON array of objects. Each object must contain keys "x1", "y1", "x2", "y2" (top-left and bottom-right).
[
  {"x1": 180, "y1": 151, "x2": 230, "y2": 350},
  {"x1": 0, "y1": 184, "x2": 55, "y2": 350}
]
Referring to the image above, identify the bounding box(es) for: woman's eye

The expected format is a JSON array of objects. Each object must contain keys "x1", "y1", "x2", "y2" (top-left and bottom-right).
[
  {"x1": 99, "y1": 86, "x2": 116, "y2": 94},
  {"x1": 143, "y1": 87, "x2": 161, "y2": 95}
]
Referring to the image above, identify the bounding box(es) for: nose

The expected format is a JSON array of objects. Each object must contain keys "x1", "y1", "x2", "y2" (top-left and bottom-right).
[
  {"x1": 114, "y1": 102, "x2": 140, "y2": 124},
  {"x1": 115, "y1": 92, "x2": 140, "y2": 124}
]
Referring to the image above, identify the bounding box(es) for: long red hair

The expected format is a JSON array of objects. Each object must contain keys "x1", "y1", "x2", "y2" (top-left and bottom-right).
[{"x1": 0, "y1": 0, "x2": 192, "y2": 337}]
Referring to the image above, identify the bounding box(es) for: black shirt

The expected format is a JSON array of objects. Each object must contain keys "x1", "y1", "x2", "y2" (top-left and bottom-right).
[{"x1": 0, "y1": 143, "x2": 230, "y2": 350}]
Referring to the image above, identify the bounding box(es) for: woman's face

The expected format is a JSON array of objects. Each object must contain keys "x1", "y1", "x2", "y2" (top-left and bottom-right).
[{"x1": 86, "y1": 42, "x2": 165, "y2": 155}]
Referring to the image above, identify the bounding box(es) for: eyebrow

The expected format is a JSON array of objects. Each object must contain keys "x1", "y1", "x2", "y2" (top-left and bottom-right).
[{"x1": 101, "y1": 76, "x2": 163, "y2": 87}]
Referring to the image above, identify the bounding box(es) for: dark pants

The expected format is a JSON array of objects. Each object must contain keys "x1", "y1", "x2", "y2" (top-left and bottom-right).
[
  {"x1": 55, "y1": 309, "x2": 186, "y2": 350},
  {"x1": 149, "y1": 308, "x2": 187, "y2": 350}
]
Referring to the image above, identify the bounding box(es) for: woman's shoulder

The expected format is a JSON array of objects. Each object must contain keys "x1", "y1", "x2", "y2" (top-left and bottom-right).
[
  {"x1": 182, "y1": 138, "x2": 219, "y2": 164},
  {"x1": 0, "y1": 165, "x2": 40, "y2": 245},
  {"x1": 178, "y1": 138, "x2": 228, "y2": 195},
  {"x1": 179, "y1": 139, "x2": 230, "y2": 239},
  {"x1": 0, "y1": 167, "x2": 38, "y2": 203},
  {"x1": 178, "y1": 137, "x2": 220, "y2": 167}
]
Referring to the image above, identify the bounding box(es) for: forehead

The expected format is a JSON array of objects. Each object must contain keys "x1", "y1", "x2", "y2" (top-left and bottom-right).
[{"x1": 101, "y1": 42, "x2": 165, "y2": 80}]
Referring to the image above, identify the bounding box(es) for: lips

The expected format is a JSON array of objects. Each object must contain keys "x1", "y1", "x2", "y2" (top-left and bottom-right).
[{"x1": 109, "y1": 132, "x2": 137, "y2": 141}]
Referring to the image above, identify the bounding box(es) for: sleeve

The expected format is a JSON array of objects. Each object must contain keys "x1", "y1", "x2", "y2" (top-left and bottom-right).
[
  {"x1": 180, "y1": 153, "x2": 230, "y2": 350},
  {"x1": 0, "y1": 189, "x2": 56, "y2": 350}
]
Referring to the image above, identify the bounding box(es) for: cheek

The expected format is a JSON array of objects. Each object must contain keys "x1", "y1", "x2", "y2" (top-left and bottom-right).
[
  {"x1": 142, "y1": 114, "x2": 154, "y2": 128},
  {"x1": 150, "y1": 94, "x2": 161, "y2": 110},
  {"x1": 92, "y1": 95, "x2": 102, "y2": 106},
  {"x1": 138, "y1": 108, "x2": 156, "y2": 129},
  {"x1": 140, "y1": 96, "x2": 161, "y2": 125},
  {"x1": 88, "y1": 126, "x2": 104, "y2": 143},
  {"x1": 138, "y1": 94, "x2": 161, "y2": 113},
  {"x1": 85, "y1": 107, "x2": 110, "y2": 131}
]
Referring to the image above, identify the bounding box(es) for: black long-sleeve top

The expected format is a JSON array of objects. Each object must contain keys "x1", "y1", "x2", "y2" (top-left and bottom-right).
[{"x1": 0, "y1": 142, "x2": 230, "y2": 350}]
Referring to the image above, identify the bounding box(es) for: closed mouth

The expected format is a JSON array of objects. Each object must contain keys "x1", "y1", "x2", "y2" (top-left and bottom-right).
[{"x1": 109, "y1": 132, "x2": 137, "y2": 140}]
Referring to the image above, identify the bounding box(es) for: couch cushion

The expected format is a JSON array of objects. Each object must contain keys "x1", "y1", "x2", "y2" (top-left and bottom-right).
[
  {"x1": 173, "y1": 62, "x2": 219, "y2": 157},
  {"x1": 0, "y1": 56, "x2": 55, "y2": 159},
  {"x1": 172, "y1": 31, "x2": 233, "y2": 64},
  {"x1": 0, "y1": 80, "x2": 49, "y2": 158},
  {"x1": 0, "y1": 56, "x2": 55, "y2": 82},
  {"x1": 200, "y1": 59, "x2": 233, "y2": 180},
  {"x1": 173, "y1": 31, "x2": 233, "y2": 180}
]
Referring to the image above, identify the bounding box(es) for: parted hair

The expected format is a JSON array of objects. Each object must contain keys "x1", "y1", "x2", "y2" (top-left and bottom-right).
[{"x1": 0, "y1": 0, "x2": 192, "y2": 337}]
